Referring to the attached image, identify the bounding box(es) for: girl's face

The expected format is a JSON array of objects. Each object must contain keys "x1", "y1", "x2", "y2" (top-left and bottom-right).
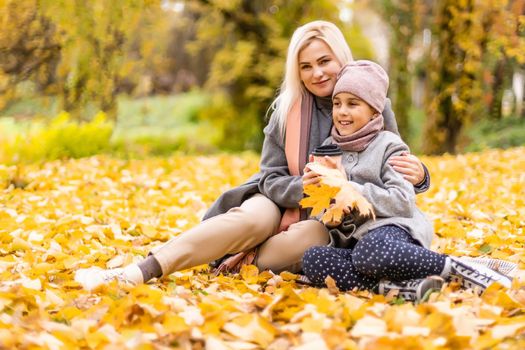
[
  {"x1": 298, "y1": 39, "x2": 342, "y2": 97},
  {"x1": 332, "y1": 92, "x2": 377, "y2": 136}
]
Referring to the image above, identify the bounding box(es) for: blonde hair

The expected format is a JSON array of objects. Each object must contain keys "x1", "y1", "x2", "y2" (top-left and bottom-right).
[{"x1": 269, "y1": 21, "x2": 353, "y2": 138}]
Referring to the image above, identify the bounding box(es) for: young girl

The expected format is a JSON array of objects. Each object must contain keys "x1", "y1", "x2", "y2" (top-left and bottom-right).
[{"x1": 301, "y1": 61, "x2": 513, "y2": 301}]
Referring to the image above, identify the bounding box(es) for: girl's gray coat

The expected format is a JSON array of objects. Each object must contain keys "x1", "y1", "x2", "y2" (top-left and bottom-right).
[{"x1": 323, "y1": 131, "x2": 434, "y2": 248}]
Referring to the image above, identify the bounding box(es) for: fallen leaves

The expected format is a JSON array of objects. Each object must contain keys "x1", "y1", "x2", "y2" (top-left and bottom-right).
[{"x1": 0, "y1": 148, "x2": 525, "y2": 348}]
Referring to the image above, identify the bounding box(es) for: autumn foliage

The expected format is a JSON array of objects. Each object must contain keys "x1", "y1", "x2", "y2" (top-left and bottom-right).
[{"x1": 1, "y1": 148, "x2": 525, "y2": 348}]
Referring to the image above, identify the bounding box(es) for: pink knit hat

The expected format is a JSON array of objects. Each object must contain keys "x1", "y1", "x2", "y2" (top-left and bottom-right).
[{"x1": 332, "y1": 60, "x2": 389, "y2": 113}]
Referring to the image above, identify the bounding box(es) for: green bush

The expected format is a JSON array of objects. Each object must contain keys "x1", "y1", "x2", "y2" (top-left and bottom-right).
[
  {"x1": 1, "y1": 112, "x2": 113, "y2": 163},
  {"x1": 465, "y1": 116, "x2": 525, "y2": 152},
  {"x1": 407, "y1": 107, "x2": 426, "y2": 154}
]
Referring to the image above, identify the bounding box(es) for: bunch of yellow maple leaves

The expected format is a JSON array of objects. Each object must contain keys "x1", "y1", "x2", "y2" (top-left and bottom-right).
[{"x1": 0, "y1": 148, "x2": 524, "y2": 349}]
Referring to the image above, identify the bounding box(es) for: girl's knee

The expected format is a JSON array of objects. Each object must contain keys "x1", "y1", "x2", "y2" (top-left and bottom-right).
[
  {"x1": 353, "y1": 229, "x2": 391, "y2": 255},
  {"x1": 302, "y1": 246, "x2": 330, "y2": 269},
  {"x1": 352, "y1": 234, "x2": 390, "y2": 275},
  {"x1": 303, "y1": 246, "x2": 325, "y2": 262}
]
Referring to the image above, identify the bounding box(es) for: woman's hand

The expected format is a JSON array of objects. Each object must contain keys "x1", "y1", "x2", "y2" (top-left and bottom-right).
[
  {"x1": 388, "y1": 151, "x2": 425, "y2": 185},
  {"x1": 302, "y1": 165, "x2": 321, "y2": 187}
]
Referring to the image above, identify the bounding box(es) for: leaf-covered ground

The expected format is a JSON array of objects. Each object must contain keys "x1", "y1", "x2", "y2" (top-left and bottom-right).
[{"x1": 1, "y1": 148, "x2": 524, "y2": 349}]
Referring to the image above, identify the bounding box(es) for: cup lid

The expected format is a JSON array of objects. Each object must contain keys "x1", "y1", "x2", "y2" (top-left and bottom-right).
[{"x1": 311, "y1": 144, "x2": 342, "y2": 156}]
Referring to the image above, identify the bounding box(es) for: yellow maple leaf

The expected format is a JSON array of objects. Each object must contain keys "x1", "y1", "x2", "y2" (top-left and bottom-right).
[
  {"x1": 332, "y1": 183, "x2": 375, "y2": 220},
  {"x1": 321, "y1": 204, "x2": 344, "y2": 226},
  {"x1": 223, "y1": 314, "x2": 277, "y2": 347},
  {"x1": 300, "y1": 183, "x2": 340, "y2": 216},
  {"x1": 301, "y1": 162, "x2": 374, "y2": 224}
]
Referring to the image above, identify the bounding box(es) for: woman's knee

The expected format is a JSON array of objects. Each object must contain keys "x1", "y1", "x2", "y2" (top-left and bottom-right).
[
  {"x1": 288, "y1": 220, "x2": 330, "y2": 246},
  {"x1": 255, "y1": 221, "x2": 329, "y2": 273},
  {"x1": 227, "y1": 196, "x2": 281, "y2": 238}
]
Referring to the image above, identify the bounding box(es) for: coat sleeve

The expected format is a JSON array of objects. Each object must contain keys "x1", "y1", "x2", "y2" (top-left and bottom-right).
[
  {"x1": 382, "y1": 98, "x2": 399, "y2": 135},
  {"x1": 349, "y1": 141, "x2": 415, "y2": 218},
  {"x1": 257, "y1": 117, "x2": 303, "y2": 209},
  {"x1": 414, "y1": 164, "x2": 431, "y2": 194},
  {"x1": 383, "y1": 98, "x2": 431, "y2": 194}
]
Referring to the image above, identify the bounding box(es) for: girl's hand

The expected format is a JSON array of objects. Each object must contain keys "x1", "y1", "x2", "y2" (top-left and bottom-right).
[
  {"x1": 302, "y1": 163, "x2": 321, "y2": 187},
  {"x1": 322, "y1": 156, "x2": 347, "y2": 180},
  {"x1": 388, "y1": 152, "x2": 425, "y2": 185}
]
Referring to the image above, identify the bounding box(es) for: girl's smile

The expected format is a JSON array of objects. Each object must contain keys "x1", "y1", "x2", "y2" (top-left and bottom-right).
[{"x1": 333, "y1": 92, "x2": 377, "y2": 136}]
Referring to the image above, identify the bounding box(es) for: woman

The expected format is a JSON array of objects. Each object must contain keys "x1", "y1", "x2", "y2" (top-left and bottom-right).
[{"x1": 75, "y1": 21, "x2": 429, "y2": 290}]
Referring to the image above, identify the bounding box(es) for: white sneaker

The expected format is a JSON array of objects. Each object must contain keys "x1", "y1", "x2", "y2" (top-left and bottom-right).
[
  {"x1": 449, "y1": 257, "x2": 512, "y2": 293},
  {"x1": 75, "y1": 267, "x2": 131, "y2": 291},
  {"x1": 459, "y1": 257, "x2": 517, "y2": 276},
  {"x1": 378, "y1": 277, "x2": 444, "y2": 302}
]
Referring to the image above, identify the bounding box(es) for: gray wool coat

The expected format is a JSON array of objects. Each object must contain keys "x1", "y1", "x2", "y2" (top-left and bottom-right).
[{"x1": 322, "y1": 131, "x2": 434, "y2": 249}]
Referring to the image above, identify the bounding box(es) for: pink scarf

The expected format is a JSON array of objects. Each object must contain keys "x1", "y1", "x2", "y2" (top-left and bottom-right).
[
  {"x1": 215, "y1": 93, "x2": 313, "y2": 274},
  {"x1": 280, "y1": 93, "x2": 312, "y2": 231},
  {"x1": 331, "y1": 115, "x2": 384, "y2": 152}
]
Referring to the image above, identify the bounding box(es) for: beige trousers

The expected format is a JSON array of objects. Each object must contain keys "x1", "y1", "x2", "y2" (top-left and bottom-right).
[{"x1": 151, "y1": 194, "x2": 329, "y2": 276}]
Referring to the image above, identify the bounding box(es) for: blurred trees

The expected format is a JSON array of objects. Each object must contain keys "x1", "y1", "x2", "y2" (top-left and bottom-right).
[
  {"x1": 2, "y1": 0, "x2": 523, "y2": 154},
  {"x1": 371, "y1": 0, "x2": 524, "y2": 154},
  {"x1": 373, "y1": 0, "x2": 423, "y2": 139},
  {"x1": 40, "y1": 0, "x2": 160, "y2": 121},
  {"x1": 422, "y1": 0, "x2": 525, "y2": 154},
  {"x1": 0, "y1": 0, "x2": 60, "y2": 110},
  {"x1": 0, "y1": 0, "x2": 162, "y2": 121},
  {"x1": 185, "y1": 0, "x2": 373, "y2": 150},
  {"x1": 1, "y1": 0, "x2": 373, "y2": 151}
]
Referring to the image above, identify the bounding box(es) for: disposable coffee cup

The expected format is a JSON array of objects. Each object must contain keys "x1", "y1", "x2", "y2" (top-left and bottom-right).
[{"x1": 311, "y1": 144, "x2": 343, "y2": 167}]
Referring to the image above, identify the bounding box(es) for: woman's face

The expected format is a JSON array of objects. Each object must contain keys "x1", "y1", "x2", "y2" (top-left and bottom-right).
[{"x1": 298, "y1": 39, "x2": 342, "y2": 97}]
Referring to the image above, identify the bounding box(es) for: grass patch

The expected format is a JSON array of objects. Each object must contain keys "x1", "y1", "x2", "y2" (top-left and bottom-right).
[
  {"x1": 0, "y1": 91, "x2": 214, "y2": 162},
  {"x1": 407, "y1": 107, "x2": 426, "y2": 154},
  {"x1": 465, "y1": 116, "x2": 525, "y2": 152},
  {"x1": 405, "y1": 108, "x2": 525, "y2": 154}
]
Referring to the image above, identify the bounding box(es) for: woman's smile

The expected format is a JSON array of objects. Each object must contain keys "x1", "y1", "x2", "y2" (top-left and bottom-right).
[{"x1": 313, "y1": 79, "x2": 330, "y2": 85}]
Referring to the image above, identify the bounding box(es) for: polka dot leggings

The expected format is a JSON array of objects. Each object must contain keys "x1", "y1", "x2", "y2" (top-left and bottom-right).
[{"x1": 302, "y1": 225, "x2": 447, "y2": 291}]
